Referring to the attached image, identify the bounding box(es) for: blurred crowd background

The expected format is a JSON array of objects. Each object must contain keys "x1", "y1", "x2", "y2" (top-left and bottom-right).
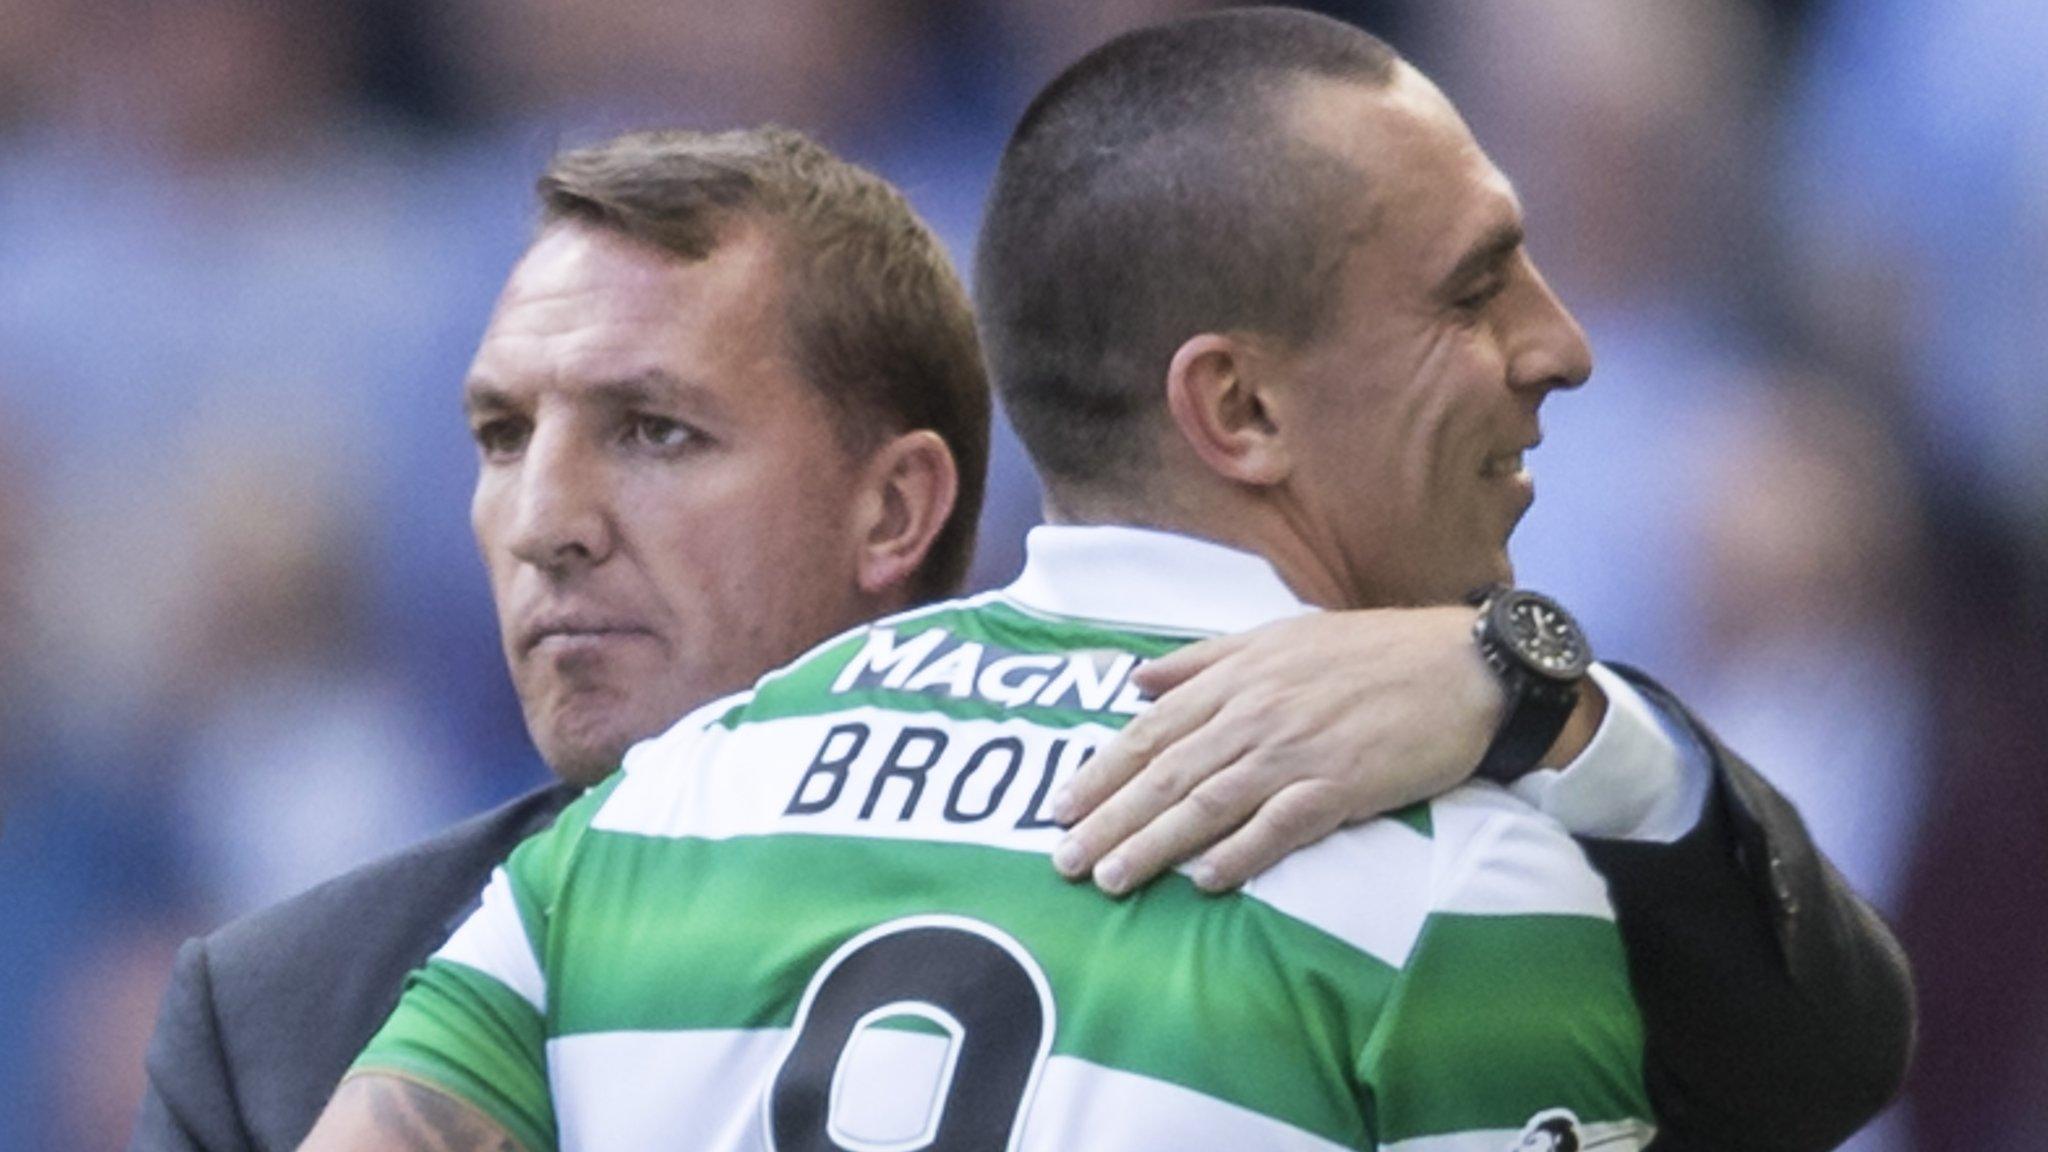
[{"x1": 1, "y1": 0, "x2": 2042, "y2": 1148}]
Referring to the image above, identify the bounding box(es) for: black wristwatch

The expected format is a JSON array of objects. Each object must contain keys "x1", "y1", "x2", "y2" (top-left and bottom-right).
[{"x1": 1471, "y1": 587, "x2": 1593, "y2": 784}]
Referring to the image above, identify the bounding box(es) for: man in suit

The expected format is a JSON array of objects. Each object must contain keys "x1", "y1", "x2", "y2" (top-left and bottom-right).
[
  {"x1": 133, "y1": 126, "x2": 992, "y2": 1152},
  {"x1": 137, "y1": 109, "x2": 1906, "y2": 1152}
]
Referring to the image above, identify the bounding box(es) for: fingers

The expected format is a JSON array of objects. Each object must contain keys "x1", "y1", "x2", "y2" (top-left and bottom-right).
[
  {"x1": 1051, "y1": 667, "x2": 1229, "y2": 827},
  {"x1": 1076, "y1": 754, "x2": 1273, "y2": 895},
  {"x1": 1128, "y1": 630, "x2": 1254, "y2": 696},
  {"x1": 1187, "y1": 780, "x2": 1348, "y2": 893},
  {"x1": 1052, "y1": 717, "x2": 1255, "y2": 893}
]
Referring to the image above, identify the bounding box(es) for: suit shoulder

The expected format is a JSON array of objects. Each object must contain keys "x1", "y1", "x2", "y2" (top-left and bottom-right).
[
  {"x1": 157, "y1": 783, "x2": 579, "y2": 1150},
  {"x1": 204, "y1": 783, "x2": 578, "y2": 985}
]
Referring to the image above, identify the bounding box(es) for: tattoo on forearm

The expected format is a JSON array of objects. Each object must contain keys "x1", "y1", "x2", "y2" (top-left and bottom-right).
[{"x1": 345, "y1": 1075, "x2": 522, "y2": 1152}]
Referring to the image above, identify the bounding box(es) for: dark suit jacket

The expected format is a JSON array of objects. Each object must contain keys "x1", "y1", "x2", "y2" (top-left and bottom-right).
[
  {"x1": 130, "y1": 672, "x2": 1913, "y2": 1152},
  {"x1": 1587, "y1": 668, "x2": 1914, "y2": 1151},
  {"x1": 131, "y1": 783, "x2": 580, "y2": 1152}
]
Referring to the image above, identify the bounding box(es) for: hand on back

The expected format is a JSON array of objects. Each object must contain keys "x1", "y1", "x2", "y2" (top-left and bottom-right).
[{"x1": 1052, "y1": 607, "x2": 1507, "y2": 894}]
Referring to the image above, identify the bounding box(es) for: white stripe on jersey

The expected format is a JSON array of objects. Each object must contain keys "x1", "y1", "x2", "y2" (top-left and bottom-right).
[
  {"x1": 593, "y1": 707, "x2": 1444, "y2": 966},
  {"x1": 434, "y1": 867, "x2": 547, "y2": 1014},
  {"x1": 545, "y1": 1028, "x2": 1355, "y2": 1152},
  {"x1": 1429, "y1": 785, "x2": 1619, "y2": 921},
  {"x1": 596, "y1": 707, "x2": 1099, "y2": 852},
  {"x1": 550, "y1": 1030, "x2": 786, "y2": 1152}
]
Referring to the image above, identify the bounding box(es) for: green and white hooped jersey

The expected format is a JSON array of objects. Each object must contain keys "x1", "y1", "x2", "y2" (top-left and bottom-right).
[{"x1": 355, "y1": 532, "x2": 1656, "y2": 1152}]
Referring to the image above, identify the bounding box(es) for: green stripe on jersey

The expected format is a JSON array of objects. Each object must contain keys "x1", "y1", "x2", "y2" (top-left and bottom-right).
[
  {"x1": 1361, "y1": 913, "x2": 1649, "y2": 1142},
  {"x1": 547, "y1": 831, "x2": 1397, "y2": 1149},
  {"x1": 743, "y1": 685, "x2": 1131, "y2": 731},
  {"x1": 505, "y1": 776, "x2": 623, "y2": 960},
  {"x1": 356, "y1": 959, "x2": 555, "y2": 1152},
  {"x1": 1386, "y1": 801, "x2": 1431, "y2": 838},
  {"x1": 722, "y1": 600, "x2": 1191, "y2": 730}
]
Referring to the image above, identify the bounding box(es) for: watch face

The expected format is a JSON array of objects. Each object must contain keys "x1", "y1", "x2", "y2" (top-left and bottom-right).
[{"x1": 1499, "y1": 592, "x2": 1591, "y2": 680}]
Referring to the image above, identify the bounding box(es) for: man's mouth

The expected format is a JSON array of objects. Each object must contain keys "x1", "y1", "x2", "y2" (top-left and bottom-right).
[
  {"x1": 1479, "y1": 448, "x2": 1529, "y2": 480},
  {"x1": 519, "y1": 614, "x2": 655, "y2": 656}
]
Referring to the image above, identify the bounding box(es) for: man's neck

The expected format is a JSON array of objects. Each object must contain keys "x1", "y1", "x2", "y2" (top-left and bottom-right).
[{"x1": 1042, "y1": 483, "x2": 1356, "y2": 611}]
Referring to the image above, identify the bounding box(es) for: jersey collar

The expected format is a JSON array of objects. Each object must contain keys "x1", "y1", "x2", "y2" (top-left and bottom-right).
[{"x1": 1002, "y1": 525, "x2": 1316, "y2": 637}]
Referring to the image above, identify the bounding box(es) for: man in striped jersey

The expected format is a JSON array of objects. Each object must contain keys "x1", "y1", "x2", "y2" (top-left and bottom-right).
[
  {"x1": 325, "y1": 531, "x2": 1658, "y2": 1151},
  {"x1": 291, "y1": 11, "x2": 1775, "y2": 1152}
]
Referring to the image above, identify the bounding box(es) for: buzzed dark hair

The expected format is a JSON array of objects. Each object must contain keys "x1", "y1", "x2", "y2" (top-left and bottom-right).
[
  {"x1": 538, "y1": 127, "x2": 990, "y2": 601},
  {"x1": 974, "y1": 7, "x2": 1398, "y2": 491}
]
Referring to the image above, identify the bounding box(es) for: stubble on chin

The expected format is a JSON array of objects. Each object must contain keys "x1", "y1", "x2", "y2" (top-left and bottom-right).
[
  {"x1": 533, "y1": 720, "x2": 637, "y2": 788},
  {"x1": 525, "y1": 677, "x2": 646, "y2": 787}
]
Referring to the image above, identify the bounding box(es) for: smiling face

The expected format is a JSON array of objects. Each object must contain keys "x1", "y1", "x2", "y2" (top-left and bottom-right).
[
  {"x1": 467, "y1": 221, "x2": 890, "y2": 783},
  {"x1": 1263, "y1": 67, "x2": 1593, "y2": 607}
]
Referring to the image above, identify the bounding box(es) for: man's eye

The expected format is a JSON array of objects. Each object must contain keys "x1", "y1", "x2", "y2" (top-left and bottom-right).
[
  {"x1": 1455, "y1": 279, "x2": 1506, "y2": 315},
  {"x1": 473, "y1": 419, "x2": 528, "y2": 458},
  {"x1": 628, "y1": 415, "x2": 696, "y2": 451}
]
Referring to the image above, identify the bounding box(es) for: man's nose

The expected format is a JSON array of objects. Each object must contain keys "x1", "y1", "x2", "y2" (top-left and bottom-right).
[
  {"x1": 1506, "y1": 263, "x2": 1593, "y2": 397},
  {"x1": 506, "y1": 425, "x2": 613, "y2": 575}
]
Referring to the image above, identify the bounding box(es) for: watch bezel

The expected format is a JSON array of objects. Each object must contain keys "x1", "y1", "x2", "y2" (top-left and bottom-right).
[{"x1": 1481, "y1": 589, "x2": 1592, "y2": 684}]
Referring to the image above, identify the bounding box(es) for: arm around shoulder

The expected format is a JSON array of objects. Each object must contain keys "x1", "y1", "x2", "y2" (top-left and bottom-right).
[{"x1": 1578, "y1": 665, "x2": 1914, "y2": 1152}]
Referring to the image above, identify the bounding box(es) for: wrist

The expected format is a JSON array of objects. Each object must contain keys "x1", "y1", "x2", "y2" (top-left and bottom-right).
[
  {"x1": 1469, "y1": 588, "x2": 1595, "y2": 784},
  {"x1": 1538, "y1": 675, "x2": 1608, "y2": 770}
]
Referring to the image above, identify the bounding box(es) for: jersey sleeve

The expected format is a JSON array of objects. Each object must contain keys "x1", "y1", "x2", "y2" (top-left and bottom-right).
[
  {"x1": 1358, "y1": 800, "x2": 1657, "y2": 1151},
  {"x1": 350, "y1": 777, "x2": 622, "y2": 1152}
]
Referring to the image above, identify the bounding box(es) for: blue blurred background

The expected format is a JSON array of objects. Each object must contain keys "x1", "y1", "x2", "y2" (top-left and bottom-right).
[{"x1": 1, "y1": 1, "x2": 2042, "y2": 1148}]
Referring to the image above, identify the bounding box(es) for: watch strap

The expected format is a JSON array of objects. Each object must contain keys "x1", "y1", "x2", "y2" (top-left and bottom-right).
[{"x1": 1474, "y1": 678, "x2": 1577, "y2": 784}]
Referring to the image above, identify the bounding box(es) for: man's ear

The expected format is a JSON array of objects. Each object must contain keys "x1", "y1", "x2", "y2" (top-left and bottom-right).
[
  {"x1": 852, "y1": 429, "x2": 959, "y2": 597},
  {"x1": 1163, "y1": 334, "x2": 1291, "y2": 487}
]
